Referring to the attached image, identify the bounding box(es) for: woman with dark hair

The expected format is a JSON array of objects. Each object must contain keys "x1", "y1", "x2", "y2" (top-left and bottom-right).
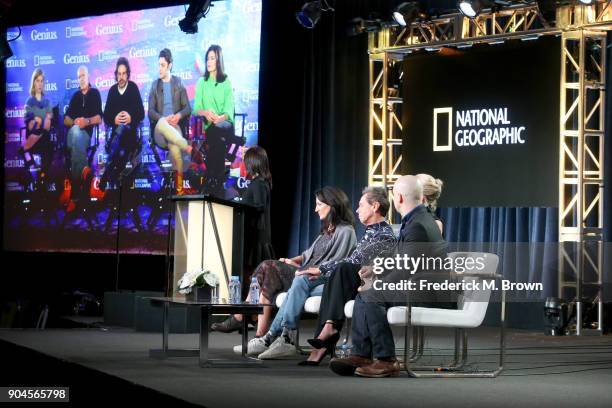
[
  {"x1": 213, "y1": 183, "x2": 357, "y2": 358},
  {"x1": 242, "y1": 145, "x2": 275, "y2": 268},
  {"x1": 193, "y1": 44, "x2": 234, "y2": 197},
  {"x1": 20, "y1": 68, "x2": 54, "y2": 180}
]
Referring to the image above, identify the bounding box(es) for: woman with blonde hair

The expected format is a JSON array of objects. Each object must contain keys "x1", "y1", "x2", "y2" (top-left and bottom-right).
[
  {"x1": 20, "y1": 68, "x2": 54, "y2": 178},
  {"x1": 416, "y1": 173, "x2": 444, "y2": 234}
]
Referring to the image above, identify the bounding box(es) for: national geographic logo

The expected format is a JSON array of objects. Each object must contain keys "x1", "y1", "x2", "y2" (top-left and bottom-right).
[
  {"x1": 66, "y1": 26, "x2": 87, "y2": 38},
  {"x1": 65, "y1": 78, "x2": 80, "y2": 90},
  {"x1": 6, "y1": 83, "x2": 23, "y2": 93},
  {"x1": 98, "y1": 50, "x2": 119, "y2": 62},
  {"x1": 34, "y1": 55, "x2": 56, "y2": 66},
  {"x1": 433, "y1": 107, "x2": 526, "y2": 152},
  {"x1": 131, "y1": 19, "x2": 154, "y2": 32},
  {"x1": 7, "y1": 29, "x2": 22, "y2": 41},
  {"x1": 6, "y1": 132, "x2": 21, "y2": 143}
]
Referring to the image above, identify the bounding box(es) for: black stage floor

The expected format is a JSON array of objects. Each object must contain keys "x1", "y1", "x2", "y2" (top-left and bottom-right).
[{"x1": 1, "y1": 322, "x2": 611, "y2": 408}]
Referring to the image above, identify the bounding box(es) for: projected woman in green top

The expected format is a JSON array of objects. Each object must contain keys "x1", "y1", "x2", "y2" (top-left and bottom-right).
[{"x1": 194, "y1": 44, "x2": 235, "y2": 197}]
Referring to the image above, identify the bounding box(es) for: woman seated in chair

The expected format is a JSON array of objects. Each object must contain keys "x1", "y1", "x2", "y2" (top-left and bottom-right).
[
  {"x1": 416, "y1": 173, "x2": 444, "y2": 234},
  {"x1": 193, "y1": 44, "x2": 234, "y2": 198},
  {"x1": 20, "y1": 68, "x2": 54, "y2": 181},
  {"x1": 212, "y1": 185, "x2": 357, "y2": 356}
]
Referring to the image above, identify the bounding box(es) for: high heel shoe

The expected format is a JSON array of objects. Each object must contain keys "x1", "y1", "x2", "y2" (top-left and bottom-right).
[
  {"x1": 298, "y1": 341, "x2": 337, "y2": 366},
  {"x1": 307, "y1": 331, "x2": 340, "y2": 350}
]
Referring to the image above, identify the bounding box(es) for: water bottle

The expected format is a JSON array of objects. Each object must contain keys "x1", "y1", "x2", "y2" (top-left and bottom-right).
[
  {"x1": 249, "y1": 275, "x2": 260, "y2": 304},
  {"x1": 229, "y1": 276, "x2": 241, "y2": 304},
  {"x1": 337, "y1": 343, "x2": 352, "y2": 359}
]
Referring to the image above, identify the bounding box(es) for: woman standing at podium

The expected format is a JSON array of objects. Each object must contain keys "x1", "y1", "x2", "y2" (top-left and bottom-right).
[{"x1": 240, "y1": 146, "x2": 275, "y2": 269}]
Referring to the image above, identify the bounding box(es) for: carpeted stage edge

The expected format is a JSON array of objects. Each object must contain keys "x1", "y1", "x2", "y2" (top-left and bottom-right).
[
  {"x1": 0, "y1": 339, "x2": 201, "y2": 407},
  {"x1": 0, "y1": 325, "x2": 611, "y2": 408}
]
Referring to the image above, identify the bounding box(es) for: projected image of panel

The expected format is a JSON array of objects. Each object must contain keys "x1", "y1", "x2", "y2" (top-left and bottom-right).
[
  {"x1": 3, "y1": 1, "x2": 262, "y2": 253},
  {"x1": 401, "y1": 37, "x2": 560, "y2": 207}
]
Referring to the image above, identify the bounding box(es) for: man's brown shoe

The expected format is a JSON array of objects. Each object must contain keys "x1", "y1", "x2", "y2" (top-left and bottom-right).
[
  {"x1": 329, "y1": 356, "x2": 373, "y2": 376},
  {"x1": 355, "y1": 358, "x2": 401, "y2": 378}
]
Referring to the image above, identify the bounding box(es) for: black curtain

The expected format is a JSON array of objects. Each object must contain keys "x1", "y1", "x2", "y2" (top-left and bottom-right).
[{"x1": 259, "y1": 0, "x2": 401, "y2": 256}]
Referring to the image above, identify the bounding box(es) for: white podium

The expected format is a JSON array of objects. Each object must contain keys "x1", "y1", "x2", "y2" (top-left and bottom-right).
[{"x1": 169, "y1": 194, "x2": 252, "y2": 301}]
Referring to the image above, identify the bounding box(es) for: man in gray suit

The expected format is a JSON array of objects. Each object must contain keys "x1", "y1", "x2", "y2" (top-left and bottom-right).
[{"x1": 148, "y1": 48, "x2": 200, "y2": 195}]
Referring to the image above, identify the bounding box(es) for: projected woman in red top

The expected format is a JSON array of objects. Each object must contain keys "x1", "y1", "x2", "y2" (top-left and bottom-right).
[{"x1": 19, "y1": 68, "x2": 54, "y2": 182}]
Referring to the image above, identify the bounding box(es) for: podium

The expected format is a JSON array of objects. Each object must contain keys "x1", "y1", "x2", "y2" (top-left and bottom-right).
[{"x1": 169, "y1": 194, "x2": 253, "y2": 302}]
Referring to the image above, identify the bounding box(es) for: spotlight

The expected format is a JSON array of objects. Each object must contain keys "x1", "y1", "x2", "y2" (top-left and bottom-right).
[
  {"x1": 296, "y1": 1, "x2": 334, "y2": 29},
  {"x1": 392, "y1": 2, "x2": 427, "y2": 27},
  {"x1": 347, "y1": 17, "x2": 383, "y2": 36},
  {"x1": 578, "y1": 0, "x2": 593, "y2": 3},
  {"x1": 179, "y1": 0, "x2": 213, "y2": 34},
  {"x1": 458, "y1": 0, "x2": 487, "y2": 18},
  {"x1": 458, "y1": 0, "x2": 513, "y2": 18}
]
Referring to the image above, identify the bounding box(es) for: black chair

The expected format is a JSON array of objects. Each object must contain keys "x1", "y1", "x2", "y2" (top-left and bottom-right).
[
  {"x1": 101, "y1": 123, "x2": 146, "y2": 233},
  {"x1": 18, "y1": 105, "x2": 60, "y2": 189},
  {"x1": 145, "y1": 118, "x2": 192, "y2": 231},
  {"x1": 60, "y1": 123, "x2": 102, "y2": 231},
  {"x1": 193, "y1": 112, "x2": 248, "y2": 162}
]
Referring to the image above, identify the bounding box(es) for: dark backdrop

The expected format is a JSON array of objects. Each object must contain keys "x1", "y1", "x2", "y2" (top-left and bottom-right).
[{"x1": 401, "y1": 37, "x2": 561, "y2": 207}]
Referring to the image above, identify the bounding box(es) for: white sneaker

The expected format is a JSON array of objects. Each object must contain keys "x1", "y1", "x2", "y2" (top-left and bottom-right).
[
  {"x1": 233, "y1": 337, "x2": 268, "y2": 356},
  {"x1": 257, "y1": 336, "x2": 297, "y2": 359}
]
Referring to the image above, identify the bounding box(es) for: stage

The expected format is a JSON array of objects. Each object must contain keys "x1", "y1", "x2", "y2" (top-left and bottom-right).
[{"x1": 1, "y1": 322, "x2": 611, "y2": 407}]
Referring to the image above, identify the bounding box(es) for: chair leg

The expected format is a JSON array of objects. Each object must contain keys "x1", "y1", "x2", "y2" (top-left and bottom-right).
[
  {"x1": 294, "y1": 324, "x2": 312, "y2": 355},
  {"x1": 406, "y1": 289, "x2": 506, "y2": 378},
  {"x1": 407, "y1": 326, "x2": 421, "y2": 362}
]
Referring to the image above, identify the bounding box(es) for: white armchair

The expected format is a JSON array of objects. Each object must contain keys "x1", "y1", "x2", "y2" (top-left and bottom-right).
[{"x1": 386, "y1": 252, "x2": 505, "y2": 378}]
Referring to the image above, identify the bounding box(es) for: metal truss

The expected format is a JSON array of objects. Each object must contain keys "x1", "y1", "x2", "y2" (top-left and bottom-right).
[
  {"x1": 558, "y1": 27, "x2": 606, "y2": 335},
  {"x1": 368, "y1": 2, "x2": 609, "y2": 332}
]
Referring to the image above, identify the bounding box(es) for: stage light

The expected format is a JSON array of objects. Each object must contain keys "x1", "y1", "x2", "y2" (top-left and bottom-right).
[
  {"x1": 458, "y1": 0, "x2": 487, "y2": 18},
  {"x1": 578, "y1": 0, "x2": 593, "y2": 3},
  {"x1": 392, "y1": 2, "x2": 427, "y2": 26},
  {"x1": 296, "y1": 1, "x2": 334, "y2": 29},
  {"x1": 347, "y1": 17, "x2": 383, "y2": 36},
  {"x1": 179, "y1": 0, "x2": 213, "y2": 34}
]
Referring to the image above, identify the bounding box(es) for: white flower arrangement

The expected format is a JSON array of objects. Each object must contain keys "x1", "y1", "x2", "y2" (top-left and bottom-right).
[{"x1": 177, "y1": 269, "x2": 219, "y2": 295}]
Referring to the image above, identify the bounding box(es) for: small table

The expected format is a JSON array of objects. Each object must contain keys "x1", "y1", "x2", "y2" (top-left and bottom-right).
[{"x1": 147, "y1": 297, "x2": 272, "y2": 367}]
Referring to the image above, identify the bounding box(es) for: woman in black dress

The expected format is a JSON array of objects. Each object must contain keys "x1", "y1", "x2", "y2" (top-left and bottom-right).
[{"x1": 241, "y1": 146, "x2": 275, "y2": 267}]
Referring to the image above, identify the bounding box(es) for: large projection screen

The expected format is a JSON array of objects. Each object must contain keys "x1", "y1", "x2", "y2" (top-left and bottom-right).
[{"x1": 3, "y1": 1, "x2": 262, "y2": 253}]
